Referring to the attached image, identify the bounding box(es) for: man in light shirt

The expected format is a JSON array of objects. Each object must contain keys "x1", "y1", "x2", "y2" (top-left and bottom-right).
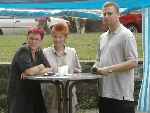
[
  {"x1": 91, "y1": 2, "x2": 138, "y2": 113},
  {"x1": 74, "y1": 17, "x2": 86, "y2": 34},
  {"x1": 35, "y1": 17, "x2": 51, "y2": 34}
]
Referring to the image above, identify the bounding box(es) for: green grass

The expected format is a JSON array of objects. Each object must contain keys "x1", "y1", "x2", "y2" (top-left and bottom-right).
[{"x1": 0, "y1": 32, "x2": 143, "y2": 62}]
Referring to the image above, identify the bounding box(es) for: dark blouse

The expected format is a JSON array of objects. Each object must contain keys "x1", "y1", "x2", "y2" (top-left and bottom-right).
[{"x1": 7, "y1": 45, "x2": 50, "y2": 113}]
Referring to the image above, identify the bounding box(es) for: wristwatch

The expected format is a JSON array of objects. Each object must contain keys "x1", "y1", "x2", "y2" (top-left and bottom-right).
[{"x1": 108, "y1": 66, "x2": 113, "y2": 73}]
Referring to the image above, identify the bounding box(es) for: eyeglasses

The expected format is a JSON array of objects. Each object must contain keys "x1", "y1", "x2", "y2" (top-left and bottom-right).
[{"x1": 28, "y1": 37, "x2": 41, "y2": 42}]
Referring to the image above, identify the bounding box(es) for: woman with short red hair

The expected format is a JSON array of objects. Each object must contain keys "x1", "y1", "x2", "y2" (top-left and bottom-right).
[
  {"x1": 7, "y1": 26, "x2": 54, "y2": 113},
  {"x1": 42, "y1": 23, "x2": 82, "y2": 113}
]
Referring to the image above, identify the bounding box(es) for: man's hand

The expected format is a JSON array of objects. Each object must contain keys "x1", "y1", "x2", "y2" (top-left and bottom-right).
[
  {"x1": 91, "y1": 67, "x2": 98, "y2": 74},
  {"x1": 97, "y1": 67, "x2": 110, "y2": 76}
]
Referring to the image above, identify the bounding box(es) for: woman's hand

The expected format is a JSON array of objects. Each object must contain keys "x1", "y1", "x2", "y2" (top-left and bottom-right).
[
  {"x1": 35, "y1": 67, "x2": 55, "y2": 75},
  {"x1": 51, "y1": 67, "x2": 55, "y2": 72},
  {"x1": 21, "y1": 72, "x2": 28, "y2": 80}
]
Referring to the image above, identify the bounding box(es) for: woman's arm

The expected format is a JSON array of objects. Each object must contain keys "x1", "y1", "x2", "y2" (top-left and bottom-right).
[
  {"x1": 24, "y1": 64, "x2": 53, "y2": 76},
  {"x1": 17, "y1": 46, "x2": 53, "y2": 80},
  {"x1": 21, "y1": 65, "x2": 54, "y2": 80}
]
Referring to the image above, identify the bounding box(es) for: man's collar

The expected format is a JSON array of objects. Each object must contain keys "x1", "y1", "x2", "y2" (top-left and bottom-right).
[
  {"x1": 107, "y1": 24, "x2": 123, "y2": 34},
  {"x1": 52, "y1": 44, "x2": 67, "y2": 54}
]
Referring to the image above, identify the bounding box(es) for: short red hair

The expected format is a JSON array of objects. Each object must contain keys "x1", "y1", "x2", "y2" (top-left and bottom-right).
[
  {"x1": 52, "y1": 23, "x2": 68, "y2": 37},
  {"x1": 28, "y1": 26, "x2": 44, "y2": 39}
]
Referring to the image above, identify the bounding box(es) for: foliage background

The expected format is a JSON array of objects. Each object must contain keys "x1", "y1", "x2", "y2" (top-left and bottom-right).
[{"x1": 0, "y1": 32, "x2": 142, "y2": 62}]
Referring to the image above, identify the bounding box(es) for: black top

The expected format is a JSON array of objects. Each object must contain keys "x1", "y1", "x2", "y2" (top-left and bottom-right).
[{"x1": 7, "y1": 44, "x2": 50, "y2": 113}]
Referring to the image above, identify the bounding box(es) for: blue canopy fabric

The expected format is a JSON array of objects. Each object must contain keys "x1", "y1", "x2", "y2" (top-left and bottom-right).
[
  {"x1": 0, "y1": 0, "x2": 150, "y2": 112},
  {"x1": 137, "y1": 7, "x2": 150, "y2": 112},
  {"x1": 0, "y1": 0, "x2": 149, "y2": 9},
  {"x1": 0, "y1": 9, "x2": 102, "y2": 19},
  {"x1": 0, "y1": 0, "x2": 149, "y2": 18},
  {"x1": 0, "y1": 0, "x2": 86, "y2": 3}
]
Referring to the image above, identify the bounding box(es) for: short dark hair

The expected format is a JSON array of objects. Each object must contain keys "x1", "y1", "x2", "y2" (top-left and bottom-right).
[
  {"x1": 28, "y1": 26, "x2": 44, "y2": 39},
  {"x1": 102, "y1": 2, "x2": 120, "y2": 13}
]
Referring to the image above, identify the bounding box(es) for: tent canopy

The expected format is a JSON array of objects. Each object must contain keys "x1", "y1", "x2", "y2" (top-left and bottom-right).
[
  {"x1": 0, "y1": 0, "x2": 149, "y2": 9},
  {"x1": 0, "y1": 0, "x2": 149, "y2": 18}
]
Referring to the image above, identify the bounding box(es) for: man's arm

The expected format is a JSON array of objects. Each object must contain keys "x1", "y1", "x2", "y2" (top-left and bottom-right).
[
  {"x1": 93, "y1": 60, "x2": 100, "y2": 68},
  {"x1": 106, "y1": 60, "x2": 138, "y2": 73},
  {"x1": 47, "y1": 17, "x2": 51, "y2": 22},
  {"x1": 97, "y1": 60, "x2": 138, "y2": 76}
]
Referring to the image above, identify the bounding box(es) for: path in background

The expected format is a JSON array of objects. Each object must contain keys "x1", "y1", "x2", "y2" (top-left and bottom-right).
[
  {"x1": 136, "y1": 109, "x2": 147, "y2": 113},
  {"x1": 77, "y1": 109, "x2": 148, "y2": 113}
]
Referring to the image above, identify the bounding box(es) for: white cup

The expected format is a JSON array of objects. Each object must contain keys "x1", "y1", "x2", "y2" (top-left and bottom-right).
[
  {"x1": 63, "y1": 65, "x2": 68, "y2": 75},
  {"x1": 58, "y1": 65, "x2": 64, "y2": 76}
]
